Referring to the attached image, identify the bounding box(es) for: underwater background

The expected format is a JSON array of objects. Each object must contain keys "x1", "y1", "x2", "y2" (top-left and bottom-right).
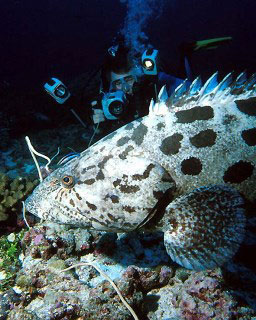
[
  {"x1": 1, "y1": 0, "x2": 256, "y2": 89},
  {"x1": 1, "y1": 0, "x2": 256, "y2": 140}
]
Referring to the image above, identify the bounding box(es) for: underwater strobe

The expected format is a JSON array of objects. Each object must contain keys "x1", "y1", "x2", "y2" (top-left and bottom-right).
[
  {"x1": 101, "y1": 90, "x2": 128, "y2": 120},
  {"x1": 141, "y1": 49, "x2": 159, "y2": 75},
  {"x1": 44, "y1": 78, "x2": 71, "y2": 104},
  {"x1": 43, "y1": 77, "x2": 87, "y2": 129}
]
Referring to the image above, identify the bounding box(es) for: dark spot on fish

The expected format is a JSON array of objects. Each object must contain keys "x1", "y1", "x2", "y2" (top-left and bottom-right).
[
  {"x1": 87, "y1": 165, "x2": 96, "y2": 171},
  {"x1": 123, "y1": 205, "x2": 136, "y2": 213},
  {"x1": 119, "y1": 145, "x2": 134, "y2": 160},
  {"x1": 153, "y1": 190, "x2": 165, "y2": 200},
  {"x1": 160, "y1": 133, "x2": 183, "y2": 155},
  {"x1": 235, "y1": 98, "x2": 256, "y2": 116},
  {"x1": 222, "y1": 114, "x2": 237, "y2": 125},
  {"x1": 73, "y1": 163, "x2": 79, "y2": 171},
  {"x1": 98, "y1": 155, "x2": 113, "y2": 169},
  {"x1": 86, "y1": 201, "x2": 97, "y2": 211},
  {"x1": 190, "y1": 129, "x2": 217, "y2": 148},
  {"x1": 83, "y1": 179, "x2": 96, "y2": 185},
  {"x1": 161, "y1": 171, "x2": 176, "y2": 184},
  {"x1": 120, "y1": 184, "x2": 140, "y2": 194},
  {"x1": 122, "y1": 222, "x2": 135, "y2": 228},
  {"x1": 96, "y1": 170, "x2": 105, "y2": 180},
  {"x1": 104, "y1": 194, "x2": 120, "y2": 203},
  {"x1": 107, "y1": 213, "x2": 118, "y2": 221},
  {"x1": 57, "y1": 189, "x2": 65, "y2": 202},
  {"x1": 131, "y1": 123, "x2": 148, "y2": 146},
  {"x1": 81, "y1": 165, "x2": 96, "y2": 174},
  {"x1": 70, "y1": 199, "x2": 75, "y2": 207},
  {"x1": 181, "y1": 157, "x2": 202, "y2": 175},
  {"x1": 176, "y1": 106, "x2": 214, "y2": 123},
  {"x1": 132, "y1": 164, "x2": 155, "y2": 181},
  {"x1": 125, "y1": 122, "x2": 134, "y2": 130},
  {"x1": 241, "y1": 128, "x2": 256, "y2": 146},
  {"x1": 169, "y1": 218, "x2": 178, "y2": 231},
  {"x1": 102, "y1": 131, "x2": 117, "y2": 141},
  {"x1": 76, "y1": 207, "x2": 82, "y2": 213},
  {"x1": 113, "y1": 175, "x2": 140, "y2": 193},
  {"x1": 157, "y1": 122, "x2": 165, "y2": 130},
  {"x1": 100, "y1": 146, "x2": 105, "y2": 152},
  {"x1": 90, "y1": 217, "x2": 107, "y2": 227},
  {"x1": 113, "y1": 179, "x2": 121, "y2": 188},
  {"x1": 110, "y1": 195, "x2": 119, "y2": 203},
  {"x1": 75, "y1": 193, "x2": 82, "y2": 200},
  {"x1": 223, "y1": 161, "x2": 254, "y2": 183},
  {"x1": 117, "y1": 136, "x2": 130, "y2": 146}
]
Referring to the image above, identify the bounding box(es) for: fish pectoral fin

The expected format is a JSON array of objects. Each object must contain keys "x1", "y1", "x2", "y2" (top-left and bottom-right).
[{"x1": 163, "y1": 185, "x2": 246, "y2": 270}]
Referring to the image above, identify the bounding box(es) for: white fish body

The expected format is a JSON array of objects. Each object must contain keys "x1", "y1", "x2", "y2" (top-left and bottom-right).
[{"x1": 25, "y1": 73, "x2": 256, "y2": 270}]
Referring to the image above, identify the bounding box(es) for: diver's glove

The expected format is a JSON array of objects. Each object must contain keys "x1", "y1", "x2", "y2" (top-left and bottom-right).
[
  {"x1": 91, "y1": 100, "x2": 105, "y2": 124},
  {"x1": 92, "y1": 109, "x2": 105, "y2": 124}
]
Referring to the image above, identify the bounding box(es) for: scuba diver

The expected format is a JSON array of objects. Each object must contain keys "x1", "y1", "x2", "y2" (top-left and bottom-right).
[
  {"x1": 90, "y1": 40, "x2": 191, "y2": 130},
  {"x1": 44, "y1": 36, "x2": 232, "y2": 142}
]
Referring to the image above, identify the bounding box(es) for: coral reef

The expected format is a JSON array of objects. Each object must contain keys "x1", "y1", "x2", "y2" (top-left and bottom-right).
[
  {"x1": 0, "y1": 231, "x2": 24, "y2": 292},
  {"x1": 0, "y1": 172, "x2": 38, "y2": 223},
  {"x1": 0, "y1": 221, "x2": 255, "y2": 319}
]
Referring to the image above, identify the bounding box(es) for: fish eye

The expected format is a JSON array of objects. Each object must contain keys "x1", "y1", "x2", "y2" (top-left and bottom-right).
[{"x1": 61, "y1": 175, "x2": 75, "y2": 188}]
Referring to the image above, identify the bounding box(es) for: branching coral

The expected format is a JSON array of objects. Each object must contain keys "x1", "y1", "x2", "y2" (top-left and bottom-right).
[{"x1": 0, "y1": 172, "x2": 38, "y2": 222}]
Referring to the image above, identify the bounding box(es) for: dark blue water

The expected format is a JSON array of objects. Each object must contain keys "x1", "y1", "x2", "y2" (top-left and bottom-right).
[
  {"x1": 1, "y1": 0, "x2": 255, "y2": 90},
  {"x1": 0, "y1": 0, "x2": 255, "y2": 140}
]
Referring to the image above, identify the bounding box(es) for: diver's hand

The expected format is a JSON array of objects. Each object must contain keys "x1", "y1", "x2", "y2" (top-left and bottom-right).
[{"x1": 92, "y1": 108, "x2": 105, "y2": 124}]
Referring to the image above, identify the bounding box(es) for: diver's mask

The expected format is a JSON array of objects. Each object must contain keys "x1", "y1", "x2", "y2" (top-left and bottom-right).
[
  {"x1": 101, "y1": 90, "x2": 128, "y2": 120},
  {"x1": 44, "y1": 78, "x2": 71, "y2": 104},
  {"x1": 109, "y1": 72, "x2": 137, "y2": 95}
]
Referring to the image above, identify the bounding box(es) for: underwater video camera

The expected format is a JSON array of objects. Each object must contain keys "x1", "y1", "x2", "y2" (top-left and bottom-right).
[
  {"x1": 101, "y1": 90, "x2": 128, "y2": 120},
  {"x1": 141, "y1": 49, "x2": 159, "y2": 75},
  {"x1": 44, "y1": 77, "x2": 87, "y2": 128},
  {"x1": 44, "y1": 78, "x2": 71, "y2": 104}
]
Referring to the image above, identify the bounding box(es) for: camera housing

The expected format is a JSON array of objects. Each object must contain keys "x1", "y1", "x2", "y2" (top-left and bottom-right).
[
  {"x1": 44, "y1": 78, "x2": 71, "y2": 104},
  {"x1": 101, "y1": 90, "x2": 128, "y2": 120},
  {"x1": 141, "y1": 49, "x2": 159, "y2": 75}
]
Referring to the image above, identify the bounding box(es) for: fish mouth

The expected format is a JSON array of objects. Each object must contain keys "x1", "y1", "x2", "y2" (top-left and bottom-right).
[
  {"x1": 24, "y1": 193, "x2": 91, "y2": 227},
  {"x1": 24, "y1": 194, "x2": 42, "y2": 219}
]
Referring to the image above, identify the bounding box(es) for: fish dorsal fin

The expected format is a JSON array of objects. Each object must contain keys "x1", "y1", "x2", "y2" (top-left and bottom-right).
[
  {"x1": 235, "y1": 71, "x2": 247, "y2": 88},
  {"x1": 230, "y1": 72, "x2": 256, "y2": 95},
  {"x1": 198, "y1": 72, "x2": 219, "y2": 98},
  {"x1": 150, "y1": 71, "x2": 256, "y2": 116},
  {"x1": 169, "y1": 79, "x2": 189, "y2": 105},
  {"x1": 188, "y1": 76, "x2": 202, "y2": 95},
  {"x1": 244, "y1": 73, "x2": 256, "y2": 90},
  {"x1": 148, "y1": 97, "x2": 168, "y2": 116},
  {"x1": 208, "y1": 72, "x2": 233, "y2": 100},
  {"x1": 217, "y1": 72, "x2": 233, "y2": 91},
  {"x1": 158, "y1": 85, "x2": 168, "y2": 103}
]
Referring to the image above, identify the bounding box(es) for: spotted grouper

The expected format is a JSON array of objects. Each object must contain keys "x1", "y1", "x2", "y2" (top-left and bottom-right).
[{"x1": 25, "y1": 72, "x2": 256, "y2": 270}]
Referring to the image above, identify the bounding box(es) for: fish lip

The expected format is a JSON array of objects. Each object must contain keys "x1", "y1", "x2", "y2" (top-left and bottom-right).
[{"x1": 24, "y1": 196, "x2": 40, "y2": 218}]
